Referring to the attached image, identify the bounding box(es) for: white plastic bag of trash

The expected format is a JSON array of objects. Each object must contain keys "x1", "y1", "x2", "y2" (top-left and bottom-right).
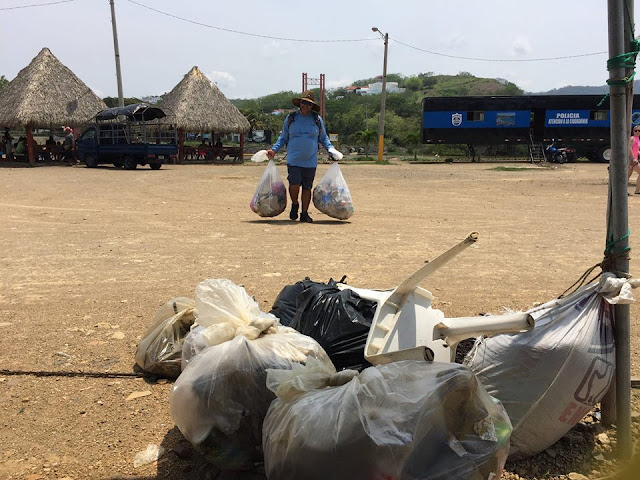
[
  {"x1": 464, "y1": 272, "x2": 635, "y2": 460},
  {"x1": 133, "y1": 443, "x2": 165, "y2": 467},
  {"x1": 134, "y1": 297, "x2": 196, "y2": 378},
  {"x1": 250, "y1": 149, "x2": 269, "y2": 162},
  {"x1": 262, "y1": 357, "x2": 512, "y2": 480},
  {"x1": 250, "y1": 159, "x2": 287, "y2": 217},
  {"x1": 170, "y1": 278, "x2": 333, "y2": 471},
  {"x1": 312, "y1": 162, "x2": 354, "y2": 220}
]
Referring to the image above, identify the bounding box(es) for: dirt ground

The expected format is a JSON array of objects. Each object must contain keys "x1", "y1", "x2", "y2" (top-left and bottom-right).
[{"x1": 0, "y1": 159, "x2": 639, "y2": 480}]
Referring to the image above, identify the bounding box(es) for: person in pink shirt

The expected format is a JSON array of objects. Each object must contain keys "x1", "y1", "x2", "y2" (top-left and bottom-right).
[{"x1": 629, "y1": 125, "x2": 640, "y2": 195}]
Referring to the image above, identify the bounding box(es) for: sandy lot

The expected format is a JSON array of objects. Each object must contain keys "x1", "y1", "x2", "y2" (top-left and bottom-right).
[{"x1": 0, "y1": 160, "x2": 638, "y2": 479}]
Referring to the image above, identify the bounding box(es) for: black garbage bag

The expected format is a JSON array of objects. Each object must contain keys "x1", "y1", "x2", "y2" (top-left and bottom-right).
[
  {"x1": 269, "y1": 279, "x2": 314, "y2": 327},
  {"x1": 271, "y1": 277, "x2": 377, "y2": 371}
]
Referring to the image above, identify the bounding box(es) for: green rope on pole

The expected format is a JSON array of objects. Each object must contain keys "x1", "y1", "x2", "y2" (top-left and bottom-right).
[
  {"x1": 604, "y1": 230, "x2": 631, "y2": 255},
  {"x1": 597, "y1": 2, "x2": 639, "y2": 106}
]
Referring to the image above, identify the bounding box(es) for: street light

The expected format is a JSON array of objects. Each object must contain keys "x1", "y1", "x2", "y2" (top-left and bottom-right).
[{"x1": 372, "y1": 27, "x2": 388, "y2": 163}]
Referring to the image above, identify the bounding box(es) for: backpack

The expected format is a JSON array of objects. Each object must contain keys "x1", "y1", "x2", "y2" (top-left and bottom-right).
[{"x1": 287, "y1": 111, "x2": 322, "y2": 132}]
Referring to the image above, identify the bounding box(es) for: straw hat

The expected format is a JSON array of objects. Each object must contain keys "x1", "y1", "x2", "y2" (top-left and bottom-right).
[{"x1": 292, "y1": 90, "x2": 320, "y2": 113}]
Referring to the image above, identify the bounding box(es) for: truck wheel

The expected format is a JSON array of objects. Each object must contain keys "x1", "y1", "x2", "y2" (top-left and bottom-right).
[
  {"x1": 597, "y1": 146, "x2": 611, "y2": 163},
  {"x1": 113, "y1": 160, "x2": 124, "y2": 168},
  {"x1": 84, "y1": 154, "x2": 98, "y2": 168},
  {"x1": 124, "y1": 156, "x2": 137, "y2": 170},
  {"x1": 150, "y1": 163, "x2": 162, "y2": 170}
]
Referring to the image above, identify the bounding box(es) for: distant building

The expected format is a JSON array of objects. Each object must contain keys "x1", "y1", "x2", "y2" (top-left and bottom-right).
[
  {"x1": 347, "y1": 82, "x2": 405, "y2": 95},
  {"x1": 141, "y1": 95, "x2": 163, "y2": 104}
]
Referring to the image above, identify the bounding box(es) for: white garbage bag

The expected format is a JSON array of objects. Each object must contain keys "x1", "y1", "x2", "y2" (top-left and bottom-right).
[
  {"x1": 465, "y1": 275, "x2": 626, "y2": 459},
  {"x1": 170, "y1": 279, "x2": 332, "y2": 471},
  {"x1": 263, "y1": 358, "x2": 512, "y2": 480}
]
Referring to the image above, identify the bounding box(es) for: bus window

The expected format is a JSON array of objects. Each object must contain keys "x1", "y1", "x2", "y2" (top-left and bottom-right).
[
  {"x1": 590, "y1": 110, "x2": 608, "y2": 121},
  {"x1": 497, "y1": 113, "x2": 516, "y2": 126},
  {"x1": 467, "y1": 111, "x2": 485, "y2": 122}
]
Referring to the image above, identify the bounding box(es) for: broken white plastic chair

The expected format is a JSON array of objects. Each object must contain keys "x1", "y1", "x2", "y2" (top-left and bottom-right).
[{"x1": 338, "y1": 232, "x2": 534, "y2": 364}]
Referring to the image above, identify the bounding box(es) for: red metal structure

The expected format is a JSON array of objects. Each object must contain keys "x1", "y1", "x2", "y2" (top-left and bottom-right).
[{"x1": 302, "y1": 73, "x2": 326, "y2": 120}]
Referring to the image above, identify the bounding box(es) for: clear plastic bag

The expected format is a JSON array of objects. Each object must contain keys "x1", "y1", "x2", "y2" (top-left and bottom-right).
[
  {"x1": 312, "y1": 162, "x2": 354, "y2": 220},
  {"x1": 263, "y1": 358, "x2": 512, "y2": 480},
  {"x1": 250, "y1": 159, "x2": 287, "y2": 217},
  {"x1": 169, "y1": 279, "x2": 333, "y2": 471},
  {"x1": 134, "y1": 297, "x2": 196, "y2": 378}
]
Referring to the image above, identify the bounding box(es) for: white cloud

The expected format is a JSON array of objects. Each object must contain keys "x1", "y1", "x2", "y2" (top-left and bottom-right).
[
  {"x1": 205, "y1": 71, "x2": 237, "y2": 90},
  {"x1": 510, "y1": 36, "x2": 533, "y2": 57}
]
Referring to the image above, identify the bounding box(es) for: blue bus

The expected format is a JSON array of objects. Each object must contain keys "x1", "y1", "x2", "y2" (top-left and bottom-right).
[{"x1": 422, "y1": 95, "x2": 640, "y2": 162}]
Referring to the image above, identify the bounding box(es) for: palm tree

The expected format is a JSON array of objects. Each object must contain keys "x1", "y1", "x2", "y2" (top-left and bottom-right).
[
  {"x1": 405, "y1": 131, "x2": 422, "y2": 160},
  {"x1": 353, "y1": 128, "x2": 377, "y2": 155}
]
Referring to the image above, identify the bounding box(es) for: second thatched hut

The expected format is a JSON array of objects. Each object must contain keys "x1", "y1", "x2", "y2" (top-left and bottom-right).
[{"x1": 161, "y1": 66, "x2": 250, "y2": 163}]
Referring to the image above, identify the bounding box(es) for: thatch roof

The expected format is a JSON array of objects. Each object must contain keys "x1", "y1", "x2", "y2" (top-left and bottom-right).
[
  {"x1": 161, "y1": 66, "x2": 250, "y2": 134},
  {"x1": 0, "y1": 48, "x2": 107, "y2": 128}
]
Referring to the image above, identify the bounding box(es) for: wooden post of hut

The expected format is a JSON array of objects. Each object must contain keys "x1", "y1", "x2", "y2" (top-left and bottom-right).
[
  {"x1": 239, "y1": 133, "x2": 244, "y2": 162},
  {"x1": 26, "y1": 124, "x2": 36, "y2": 167},
  {"x1": 178, "y1": 128, "x2": 184, "y2": 164}
]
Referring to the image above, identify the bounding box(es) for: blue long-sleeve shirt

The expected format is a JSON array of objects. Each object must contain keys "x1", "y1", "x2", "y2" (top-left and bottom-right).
[{"x1": 271, "y1": 112, "x2": 333, "y2": 168}]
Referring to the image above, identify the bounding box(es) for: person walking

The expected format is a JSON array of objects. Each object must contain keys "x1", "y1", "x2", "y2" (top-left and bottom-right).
[
  {"x1": 629, "y1": 125, "x2": 640, "y2": 195},
  {"x1": 267, "y1": 90, "x2": 341, "y2": 222}
]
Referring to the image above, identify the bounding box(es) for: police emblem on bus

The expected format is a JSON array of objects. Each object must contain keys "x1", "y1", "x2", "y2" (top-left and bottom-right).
[{"x1": 451, "y1": 113, "x2": 462, "y2": 126}]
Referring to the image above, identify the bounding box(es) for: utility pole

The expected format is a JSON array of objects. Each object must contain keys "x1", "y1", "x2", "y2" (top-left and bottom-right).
[
  {"x1": 372, "y1": 27, "x2": 388, "y2": 163},
  {"x1": 604, "y1": 0, "x2": 632, "y2": 459},
  {"x1": 109, "y1": 0, "x2": 124, "y2": 107}
]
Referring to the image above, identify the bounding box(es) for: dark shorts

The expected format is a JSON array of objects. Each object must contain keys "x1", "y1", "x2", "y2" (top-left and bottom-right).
[{"x1": 287, "y1": 165, "x2": 316, "y2": 190}]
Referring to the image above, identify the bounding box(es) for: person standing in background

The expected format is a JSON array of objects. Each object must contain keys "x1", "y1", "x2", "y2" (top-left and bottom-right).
[
  {"x1": 267, "y1": 90, "x2": 342, "y2": 223},
  {"x1": 3, "y1": 127, "x2": 13, "y2": 161},
  {"x1": 628, "y1": 125, "x2": 640, "y2": 195}
]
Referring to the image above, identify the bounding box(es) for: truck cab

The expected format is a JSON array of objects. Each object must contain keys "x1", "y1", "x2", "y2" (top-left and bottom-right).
[{"x1": 77, "y1": 104, "x2": 178, "y2": 169}]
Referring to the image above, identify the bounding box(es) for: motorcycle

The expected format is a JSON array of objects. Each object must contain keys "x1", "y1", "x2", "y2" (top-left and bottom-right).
[{"x1": 544, "y1": 142, "x2": 576, "y2": 164}]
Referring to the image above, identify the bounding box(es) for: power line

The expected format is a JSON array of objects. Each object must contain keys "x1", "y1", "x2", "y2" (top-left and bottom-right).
[
  {"x1": 0, "y1": 0, "x2": 75, "y2": 10},
  {"x1": 127, "y1": 0, "x2": 375, "y2": 43},
  {"x1": 392, "y1": 37, "x2": 607, "y2": 62}
]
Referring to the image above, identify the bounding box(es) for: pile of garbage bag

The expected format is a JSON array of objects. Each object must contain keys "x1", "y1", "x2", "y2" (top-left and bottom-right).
[
  {"x1": 134, "y1": 297, "x2": 196, "y2": 378},
  {"x1": 169, "y1": 279, "x2": 332, "y2": 471},
  {"x1": 250, "y1": 159, "x2": 287, "y2": 217},
  {"x1": 263, "y1": 358, "x2": 512, "y2": 480},
  {"x1": 312, "y1": 162, "x2": 354, "y2": 220}
]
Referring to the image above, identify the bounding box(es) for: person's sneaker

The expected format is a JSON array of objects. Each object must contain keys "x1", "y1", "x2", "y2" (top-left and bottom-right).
[
  {"x1": 300, "y1": 211, "x2": 313, "y2": 223},
  {"x1": 289, "y1": 203, "x2": 299, "y2": 220}
]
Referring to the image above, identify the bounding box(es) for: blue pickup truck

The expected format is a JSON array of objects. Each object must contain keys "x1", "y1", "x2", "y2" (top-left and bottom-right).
[{"x1": 77, "y1": 104, "x2": 178, "y2": 170}]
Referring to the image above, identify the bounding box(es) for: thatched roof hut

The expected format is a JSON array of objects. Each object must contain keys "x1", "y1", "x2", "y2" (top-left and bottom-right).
[
  {"x1": 161, "y1": 66, "x2": 250, "y2": 134},
  {"x1": 0, "y1": 47, "x2": 107, "y2": 129}
]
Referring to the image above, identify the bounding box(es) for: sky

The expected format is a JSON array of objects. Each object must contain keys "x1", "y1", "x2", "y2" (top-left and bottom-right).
[{"x1": 2, "y1": 0, "x2": 636, "y2": 100}]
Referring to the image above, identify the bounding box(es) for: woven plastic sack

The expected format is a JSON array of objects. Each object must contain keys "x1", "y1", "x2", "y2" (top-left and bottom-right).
[
  {"x1": 465, "y1": 274, "x2": 626, "y2": 460},
  {"x1": 263, "y1": 358, "x2": 512, "y2": 480},
  {"x1": 312, "y1": 162, "x2": 354, "y2": 219},
  {"x1": 134, "y1": 297, "x2": 196, "y2": 378},
  {"x1": 170, "y1": 279, "x2": 332, "y2": 471},
  {"x1": 250, "y1": 159, "x2": 287, "y2": 217}
]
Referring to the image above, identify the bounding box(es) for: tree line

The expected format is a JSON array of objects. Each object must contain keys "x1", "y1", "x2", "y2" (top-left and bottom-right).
[{"x1": 232, "y1": 72, "x2": 523, "y2": 155}]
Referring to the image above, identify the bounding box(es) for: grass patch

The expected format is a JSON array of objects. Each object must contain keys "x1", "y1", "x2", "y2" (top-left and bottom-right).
[{"x1": 488, "y1": 166, "x2": 541, "y2": 172}]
